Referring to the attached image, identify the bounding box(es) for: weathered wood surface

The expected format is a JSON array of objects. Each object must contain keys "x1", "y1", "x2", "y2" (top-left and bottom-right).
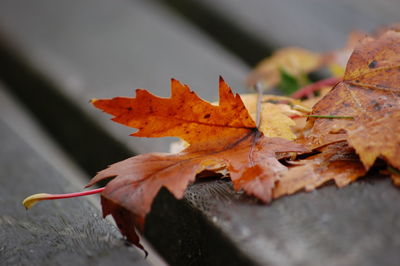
[
  {"x1": 147, "y1": 177, "x2": 400, "y2": 265},
  {"x1": 0, "y1": 86, "x2": 150, "y2": 265},
  {"x1": 0, "y1": 0, "x2": 400, "y2": 265},
  {"x1": 157, "y1": 0, "x2": 400, "y2": 53}
]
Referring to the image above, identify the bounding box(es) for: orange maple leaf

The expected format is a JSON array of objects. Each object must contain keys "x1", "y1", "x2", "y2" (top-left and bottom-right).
[{"x1": 87, "y1": 78, "x2": 307, "y2": 246}]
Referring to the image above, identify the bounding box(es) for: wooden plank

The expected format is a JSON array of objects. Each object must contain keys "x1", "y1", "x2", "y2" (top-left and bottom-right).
[
  {"x1": 0, "y1": 85, "x2": 151, "y2": 266},
  {"x1": 157, "y1": 0, "x2": 400, "y2": 53},
  {"x1": 147, "y1": 177, "x2": 400, "y2": 265}
]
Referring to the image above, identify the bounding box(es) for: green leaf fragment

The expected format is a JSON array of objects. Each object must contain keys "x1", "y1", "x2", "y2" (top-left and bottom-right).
[
  {"x1": 277, "y1": 68, "x2": 311, "y2": 95},
  {"x1": 277, "y1": 68, "x2": 300, "y2": 95}
]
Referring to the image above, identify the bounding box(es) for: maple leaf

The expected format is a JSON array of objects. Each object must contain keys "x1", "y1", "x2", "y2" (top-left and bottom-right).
[
  {"x1": 92, "y1": 79, "x2": 254, "y2": 147},
  {"x1": 268, "y1": 29, "x2": 400, "y2": 198},
  {"x1": 87, "y1": 78, "x2": 307, "y2": 246},
  {"x1": 304, "y1": 30, "x2": 400, "y2": 171}
]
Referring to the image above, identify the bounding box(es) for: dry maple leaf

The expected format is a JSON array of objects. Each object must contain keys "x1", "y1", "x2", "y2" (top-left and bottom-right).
[
  {"x1": 305, "y1": 30, "x2": 400, "y2": 171},
  {"x1": 86, "y1": 78, "x2": 307, "y2": 246},
  {"x1": 270, "y1": 29, "x2": 400, "y2": 198},
  {"x1": 92, "y1": 78, "x2": 254, "y2": 147}
]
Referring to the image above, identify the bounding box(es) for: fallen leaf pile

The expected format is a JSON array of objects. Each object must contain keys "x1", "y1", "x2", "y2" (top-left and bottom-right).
[
  {"x1": 275, "y1": 30, "x2": 400, "y2": 196},
  {"x1": 87, "y1": 78, "x2": 306, "y2": 247},
  {"x1": 23, "y1": 27, "x2": 400, "y2": 250}
]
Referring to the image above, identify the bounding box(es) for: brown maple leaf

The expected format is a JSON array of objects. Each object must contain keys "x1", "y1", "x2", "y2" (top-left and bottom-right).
[
  {"x1": 347, "y1": 111, "x2": 400, "y2": 170},
  {"x1": 304, "y1": 30, "x2": 400, "y2": 170},
  {"x1": 87, "y1": 78, "x2": 307, "y2": 246},
  {"x1": 273, "y1": 142, "x2": 366, "y2": 198}
]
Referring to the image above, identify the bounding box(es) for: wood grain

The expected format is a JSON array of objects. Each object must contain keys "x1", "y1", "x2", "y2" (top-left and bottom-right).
[{"x1": 0, "y1": 86, "x2": 149, "y2": 265}]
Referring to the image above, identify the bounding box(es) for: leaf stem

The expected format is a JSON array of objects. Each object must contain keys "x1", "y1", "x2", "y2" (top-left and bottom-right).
[
  {"x1": 42, "y1": 187, "x2": 106, "y2": 199},
  {"x1": 22, "y1": 187, "x2": 105, "y2": 209},
  {"x1": 291, "y1": 77, "x2": 341, "y2": 99},
  {"x1": 388, "y1": 166, "x2": 400, "y2": 175},
  {"x1": 255, "y1": 82, "x2": 265, "y2": 128}
]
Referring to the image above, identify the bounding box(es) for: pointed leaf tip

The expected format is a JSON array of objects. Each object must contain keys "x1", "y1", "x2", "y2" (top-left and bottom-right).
[
  {"x1": 170, "y1": 78, "x2": 182, "y2": 88},
  {"x1": 22, "y1": 193, "x2": 51, "y2": 209}
]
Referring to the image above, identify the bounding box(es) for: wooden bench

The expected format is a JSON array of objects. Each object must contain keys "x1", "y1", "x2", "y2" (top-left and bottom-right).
[
  {"x1": 0, "y1": 86, "x2": 152, "y2": 265},
  {"x1": 1, "y1": 0, "x2": 400, "y2": 265}
]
